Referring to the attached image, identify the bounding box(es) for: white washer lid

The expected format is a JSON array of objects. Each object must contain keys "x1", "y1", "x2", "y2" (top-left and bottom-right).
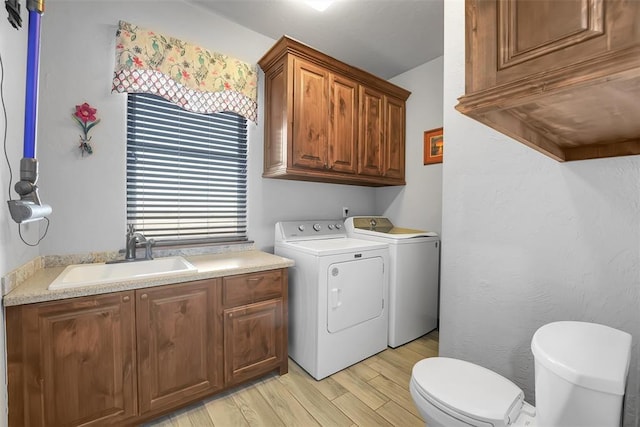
[
  {"x1": 531, "y1": 321, "x2": 632, "y2": 395},
  {"x1": 276, "y1": 237, "x2": 387, "y2": 256},
  {"x1": 412, "y1": 357, "x2": 524, "y2": 427}
]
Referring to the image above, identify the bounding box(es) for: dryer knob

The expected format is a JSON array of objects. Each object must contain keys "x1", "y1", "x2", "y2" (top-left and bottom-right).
[
  {"x1": 327, "y1": 224, "x2": 334, "y2": 230},
  {"x1": 335, "y1": 223, "x2": 342, "y2": 229},
  {"x1": 298, "y1": 225, "x2": 305, "y2": 232},
  {"x1": 313, "y1": 223, "x2": 322, "y2": 232}
]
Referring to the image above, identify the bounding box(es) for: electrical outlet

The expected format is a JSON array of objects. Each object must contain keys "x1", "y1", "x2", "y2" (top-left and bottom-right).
[{"x1": 342, "y1": 207, "x2": 349, "y2": 218}]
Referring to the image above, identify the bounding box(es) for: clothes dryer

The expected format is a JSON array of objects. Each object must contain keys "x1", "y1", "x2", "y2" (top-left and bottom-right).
[
  {"x1": 345, "y1": 216, "x2": 439, "y2": 347},
  {"x1": 275, "y1": 220, "x2": 389, "y2": 380}
]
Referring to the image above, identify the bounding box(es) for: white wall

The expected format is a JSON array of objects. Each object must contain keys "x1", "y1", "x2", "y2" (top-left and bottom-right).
[
  {"x1": 441, "y1": 1, "x2": 640, "y2": 425},
  {"x1": 0, "y1": 4, "x2": 43, "y2": 425},
  {"x1": 0, "y1": 0, "x2": 41, "y2": 276},
  {"x1": 36, "y1": 0, "x2": 376, "y2": 256},
  {"x1": 376, "y1": 57, "x2": 443, "y2": 233}
]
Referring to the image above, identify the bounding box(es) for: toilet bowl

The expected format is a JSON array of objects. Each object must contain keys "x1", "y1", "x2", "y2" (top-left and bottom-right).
[{"x1": 410, "y1": 321, "x2": 632, "y2": 427}]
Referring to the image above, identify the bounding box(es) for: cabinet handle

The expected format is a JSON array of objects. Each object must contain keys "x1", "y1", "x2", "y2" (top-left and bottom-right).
[
  {"x1": 140, "y1": 294, "x2": 148, "y2": 300},
  {"x1": 122, "y1": 296, "x2": 130, "y2": 302}
]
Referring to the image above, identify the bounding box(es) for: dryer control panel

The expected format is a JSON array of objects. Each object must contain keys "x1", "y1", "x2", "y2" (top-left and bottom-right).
[{"x1": 275, "y1": 220, "x2": 346, "y2": 242}]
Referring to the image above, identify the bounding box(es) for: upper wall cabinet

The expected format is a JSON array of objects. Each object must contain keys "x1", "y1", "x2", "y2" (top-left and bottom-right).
[
  {"x1": 456, "y1": 0, "x2": 640, "y2": 161},
  {"x1": 259, "y1": 36, "x2": 411, "y2": 186}
]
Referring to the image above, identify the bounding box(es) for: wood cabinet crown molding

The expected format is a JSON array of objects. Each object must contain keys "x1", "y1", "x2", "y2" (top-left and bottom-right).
[
  {"x1": 259, "y1": 36, "x2": 411, "y2": 101},
  {"x1": 456, "y1": 0, "x2": 640, "y2": 162},
  {"x1": 259, "y1": 36, "x2": 410, "y2": 187}
]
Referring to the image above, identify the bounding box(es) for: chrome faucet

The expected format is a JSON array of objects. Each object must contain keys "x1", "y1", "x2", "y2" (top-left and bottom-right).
[{"x1": 125, "y1": 224, "x2": 155, "y2": 260}]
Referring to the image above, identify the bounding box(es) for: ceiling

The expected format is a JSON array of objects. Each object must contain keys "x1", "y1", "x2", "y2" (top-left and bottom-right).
[{"x1": 188, "y1": 0, "x2": 444, "y2": 79}]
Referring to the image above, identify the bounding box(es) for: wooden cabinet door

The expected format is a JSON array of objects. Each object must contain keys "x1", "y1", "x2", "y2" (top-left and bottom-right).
[
  {"x1": 263, "y1": 59, "x2": 287, "y2": 174},
  {"x1": 136, "y1": 279, "x2": 222, "y2": 415},
  {"x1": 328, "y1": 74, "x2": 358, "y2": 174},
  {"x1": 223, "y1": 299, "x2": 284, "y2": 386},
  {"x1": 292, "y1": 57, "x2": 329, "y2": 170},
  {"x1": 467, "y1": 0, "x2": 637, "y2": 92},
  {"x1": 7, "y1": 292, "x2": 137, "y2": 427},
  {"x1": 383, "y1": 96, "x2": 406, "y2": 180},
  {"x1": 358, "y1": 86, "x2": 385, "y2": 176}
]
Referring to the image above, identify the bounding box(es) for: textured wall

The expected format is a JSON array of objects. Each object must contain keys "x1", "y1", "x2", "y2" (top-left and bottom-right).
[{"x1": 440, "y1": 1, "x2": 640, "y2": 425}]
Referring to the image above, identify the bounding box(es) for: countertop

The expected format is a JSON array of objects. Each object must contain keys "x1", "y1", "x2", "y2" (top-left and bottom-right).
[{"x1": 3, "y1": 250, "x2": 294, "y2": 307}]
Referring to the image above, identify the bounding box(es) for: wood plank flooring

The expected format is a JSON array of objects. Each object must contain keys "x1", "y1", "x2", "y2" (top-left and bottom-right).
[{"x1": 145, "y1": 330, "x2": 438, "y2": 427}]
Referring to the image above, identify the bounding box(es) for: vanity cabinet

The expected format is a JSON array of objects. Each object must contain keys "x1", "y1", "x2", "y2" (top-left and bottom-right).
[
  {"x1": 136, "y1": 280, "x2": 222, "y2": 416},
  {"x1": 456, "y1": 0, "x2": 640, "y2": 161},
  {"x1": 7, "y1": 268, "x2": 288, "y2": 427},
  {"x1": 259, "y1": 36, "x2": 410, "y2": 186},
  {"x1": 6, "y1": 291, "x2": 137, "y2": 427},
  {"x1": 221, "y1": 269, "x2": 287, "y2": 386}
]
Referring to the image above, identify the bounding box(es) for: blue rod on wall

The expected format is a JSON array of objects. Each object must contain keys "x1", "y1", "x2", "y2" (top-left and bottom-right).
[{"x1": 23, "y1": 8, "x2": 42, "y2": 159}]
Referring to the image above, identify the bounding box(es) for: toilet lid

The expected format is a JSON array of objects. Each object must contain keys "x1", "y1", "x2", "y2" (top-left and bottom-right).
[
  {"x1": 531, "y1": 321, "x2": 632, "y2": 395},
  {"x1": 412, "y1": 357, "x2": 524, "y2": 427}
]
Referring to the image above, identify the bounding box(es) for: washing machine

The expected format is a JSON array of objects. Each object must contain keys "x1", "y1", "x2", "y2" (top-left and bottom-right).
[
  {"x1": 345, "y1": 216, "x2": 440, "y2": 348},
  {"x1": 274, "y1": 220, "x2": 389, "y2": 380}
]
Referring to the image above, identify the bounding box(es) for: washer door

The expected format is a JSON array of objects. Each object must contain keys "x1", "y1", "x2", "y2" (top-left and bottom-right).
[{"x1": 327, "y1": 257, "x2": 384, "y2": 333}]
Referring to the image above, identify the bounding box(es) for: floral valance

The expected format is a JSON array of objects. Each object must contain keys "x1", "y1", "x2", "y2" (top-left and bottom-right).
[{"x1": 112, "y1": 21, "x2": 258, "y2": 122}]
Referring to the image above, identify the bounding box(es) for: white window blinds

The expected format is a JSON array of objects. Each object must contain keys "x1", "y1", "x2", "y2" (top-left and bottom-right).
[{"x1": 127, "y1": 93, "x2": 248, "y2": 244}]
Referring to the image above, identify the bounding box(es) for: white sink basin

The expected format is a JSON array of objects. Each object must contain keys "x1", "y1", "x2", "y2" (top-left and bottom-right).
[{"x1": 49, "y1": 256, "x2": 198, "y2": 290}]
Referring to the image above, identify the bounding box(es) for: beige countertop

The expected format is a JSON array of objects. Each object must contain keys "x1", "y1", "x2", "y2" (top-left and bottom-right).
[{"x1": 3, "y1": 250, "x2": 294, "y2": 307}]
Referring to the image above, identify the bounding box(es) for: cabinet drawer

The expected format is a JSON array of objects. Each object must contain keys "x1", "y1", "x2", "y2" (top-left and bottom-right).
[{"x1": 222, "y1": 270, "x2": 283, "y2": 307}]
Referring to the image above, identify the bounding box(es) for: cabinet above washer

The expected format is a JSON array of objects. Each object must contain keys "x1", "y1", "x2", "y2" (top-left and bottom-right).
[{"x1": 258, "y1": 36, "x2": 410, "y2": 187}]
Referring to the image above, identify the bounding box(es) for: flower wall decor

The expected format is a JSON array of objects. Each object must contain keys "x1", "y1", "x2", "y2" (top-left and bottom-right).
[{"x1": 73, "y1": 102, "x2": 101, "y2": 156}]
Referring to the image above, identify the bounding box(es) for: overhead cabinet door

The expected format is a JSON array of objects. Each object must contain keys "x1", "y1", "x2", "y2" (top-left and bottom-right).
[
  {"x1": 358, "y1": 86, "x2": 384, "y2": 177},
  {"x1": 292, "y1": 57, "x2": 329, "y2": 170},
  {"x1": 329, "y1": 74, "x2": 358, "y2": 174}
]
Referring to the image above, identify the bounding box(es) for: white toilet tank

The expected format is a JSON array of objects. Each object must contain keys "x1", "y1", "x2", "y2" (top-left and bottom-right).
[{"x1": 531, "y1": 321, "x2": 632, "y2": 427}]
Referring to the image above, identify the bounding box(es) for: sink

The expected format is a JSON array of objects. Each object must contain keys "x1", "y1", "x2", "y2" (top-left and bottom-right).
[{"x1": 49, "y1": 256, "x2": 198, "y2": 290}]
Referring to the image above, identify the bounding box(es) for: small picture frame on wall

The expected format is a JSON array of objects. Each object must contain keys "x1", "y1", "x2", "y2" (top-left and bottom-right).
[{"x1": 423, "y1": 127, "x2": 444, "y2": 165}]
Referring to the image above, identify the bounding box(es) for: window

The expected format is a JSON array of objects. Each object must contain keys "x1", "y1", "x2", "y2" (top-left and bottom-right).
[{"x1": 126, "y1": 93, "x2": 248, "y2": 244}]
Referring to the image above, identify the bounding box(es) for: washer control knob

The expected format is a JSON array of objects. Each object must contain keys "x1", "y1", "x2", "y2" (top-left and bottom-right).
[
  {"x1": 298, "y1": 225, "x2": 305, "y2": 232},
  {"x1": 327, "y1": 224, "x2": 334, "y2": 230},
  {"x1": 335, "y1": 223, "x2": 342, "y2": 229},
  {"x1": 313, "y1": 223, "x2": 322, "y2": 232}
]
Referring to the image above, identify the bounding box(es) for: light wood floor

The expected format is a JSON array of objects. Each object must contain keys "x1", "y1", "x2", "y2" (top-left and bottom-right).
[{"x1": 145, "y1": 330, "x2": 438, "y2": 427}]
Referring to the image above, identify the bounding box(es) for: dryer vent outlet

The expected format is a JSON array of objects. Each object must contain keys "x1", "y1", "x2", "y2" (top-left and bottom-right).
[{"x1": 342, "y1": 207, "x2": 349, "y2": 218}]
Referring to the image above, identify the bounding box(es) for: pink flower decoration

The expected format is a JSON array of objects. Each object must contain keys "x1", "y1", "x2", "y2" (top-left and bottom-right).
[
  {"x1": 74, "y1": 103, "x2": 97, "y2": 123},
  {"x1": 72, "y1": 102, "x2": 101, "y2": 156},
  {"x1": 182, "y1": 70, "x2": 190, "y2": 80},
  {"x1": 133, "y1": 56, "x2": 143, "y2": 67},
  {"x1": 224, "y1": 82, "x2": 231, "y2": 90}
]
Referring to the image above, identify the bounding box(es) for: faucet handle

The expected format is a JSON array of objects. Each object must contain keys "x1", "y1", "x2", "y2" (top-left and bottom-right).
[
  {"x1": 127, "y1": 223, "x2": 135, "y2": 236},
  {"x1": 144, "y1": 238, "x2": 155, "y2": 260}
]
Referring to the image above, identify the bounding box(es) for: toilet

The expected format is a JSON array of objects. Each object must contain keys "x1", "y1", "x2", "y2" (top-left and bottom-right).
[{"x1": 410, "y1": 321, "x2": 632, "y2": 427}]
